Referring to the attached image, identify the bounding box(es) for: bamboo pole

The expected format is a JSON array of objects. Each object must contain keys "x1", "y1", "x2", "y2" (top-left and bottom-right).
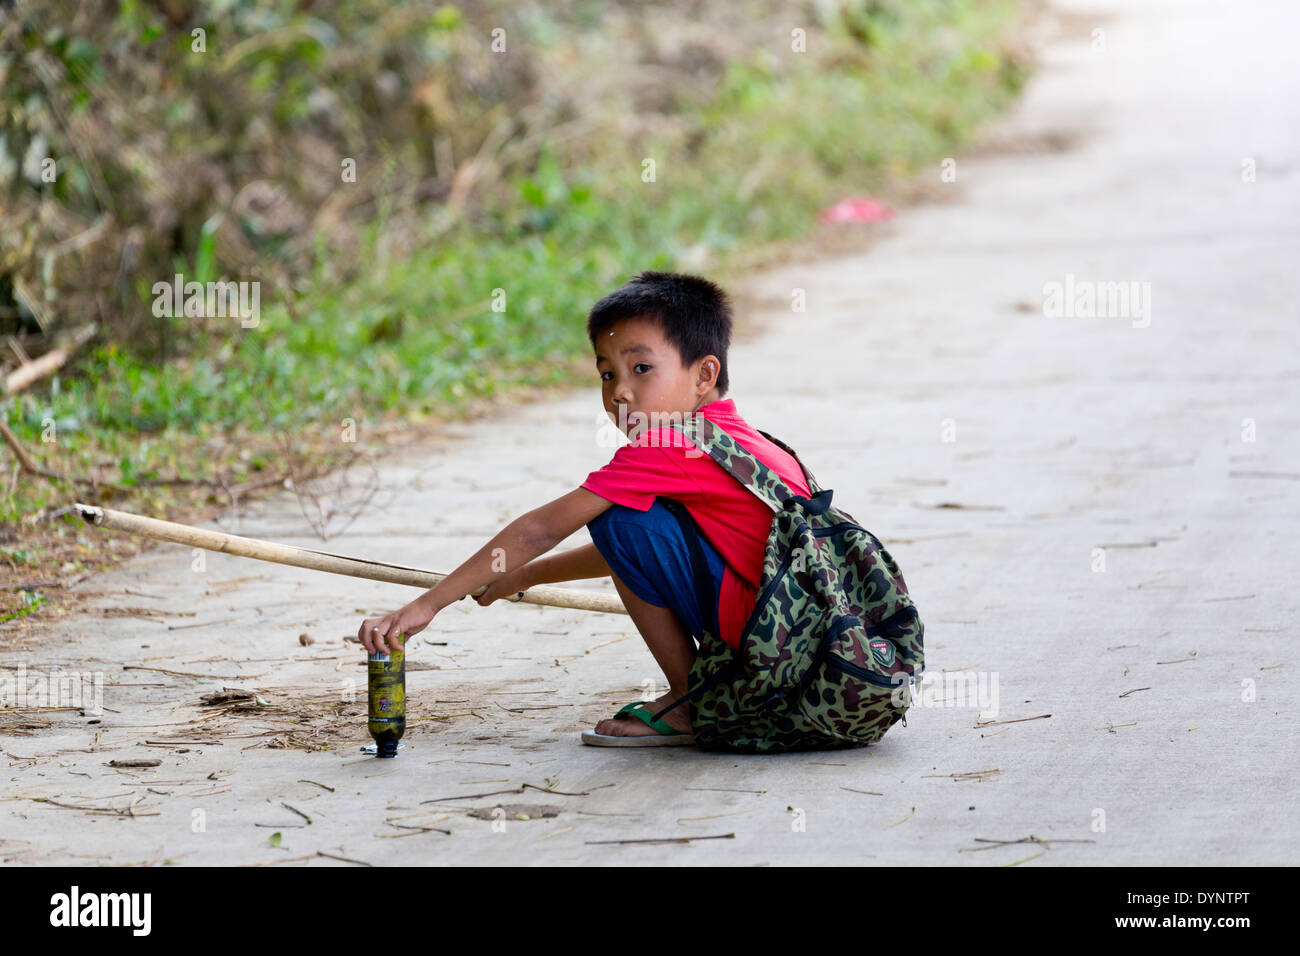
[{"x1": 73, "y1": 503, "x2": 628, "y2": 616}]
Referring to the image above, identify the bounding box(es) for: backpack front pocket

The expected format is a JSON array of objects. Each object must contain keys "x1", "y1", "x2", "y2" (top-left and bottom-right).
[{"x1": 798, "y1": 614, "x2": 910, "y2": 744}]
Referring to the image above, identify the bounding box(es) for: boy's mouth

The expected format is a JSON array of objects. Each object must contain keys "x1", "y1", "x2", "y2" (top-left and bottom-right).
[{"x1": 613, "y1": 406, "x2": 651, "y2": 439}]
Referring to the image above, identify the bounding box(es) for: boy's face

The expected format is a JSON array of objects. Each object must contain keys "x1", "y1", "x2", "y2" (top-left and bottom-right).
[{"x1": 594, "y1": 316, "x2": 720, "y2": 439}]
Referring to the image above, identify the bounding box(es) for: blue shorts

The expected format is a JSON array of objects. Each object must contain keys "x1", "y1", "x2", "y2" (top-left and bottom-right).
[{"x1": 587, "y1": 496, "x2": 725, "y2": 642}]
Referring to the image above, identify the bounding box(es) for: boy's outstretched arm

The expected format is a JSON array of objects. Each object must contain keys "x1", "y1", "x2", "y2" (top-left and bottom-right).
[
  {"x1": 359, "y1": 487, "x2": 613, "y2": 653},
  {"x1": 511, "y1": 541, "x2": 611, "y2": 586}
]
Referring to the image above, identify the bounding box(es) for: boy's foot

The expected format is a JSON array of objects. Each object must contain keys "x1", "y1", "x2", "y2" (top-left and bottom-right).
[{"x1": 592, "y1": 690, "x2": 692, "y2": 738}]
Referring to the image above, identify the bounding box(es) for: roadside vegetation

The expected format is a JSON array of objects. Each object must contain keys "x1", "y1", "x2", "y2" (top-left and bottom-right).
[{"x1": 1, "y1": 0, "x2": 1036, "y2": 622}]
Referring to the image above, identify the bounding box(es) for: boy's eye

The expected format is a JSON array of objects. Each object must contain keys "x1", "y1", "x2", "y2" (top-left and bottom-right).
[{"x1": 600, "y1": 364, "x2": 650, "y2": 382}]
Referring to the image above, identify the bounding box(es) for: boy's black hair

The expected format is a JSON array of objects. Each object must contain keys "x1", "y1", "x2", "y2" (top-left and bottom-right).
[{"x1": 587, "y1": 270, "x2": 733, "y2": 397}]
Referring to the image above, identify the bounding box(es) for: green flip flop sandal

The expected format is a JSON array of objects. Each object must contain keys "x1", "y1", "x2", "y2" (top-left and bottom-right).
[{"x1": 580, "y1": 700, "x2": 697, "y2": 747}]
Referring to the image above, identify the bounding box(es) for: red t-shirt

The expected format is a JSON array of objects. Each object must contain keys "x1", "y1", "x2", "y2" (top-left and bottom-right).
[{"x1": 580, "y1": 398, "x2": 811, "y2": 649}]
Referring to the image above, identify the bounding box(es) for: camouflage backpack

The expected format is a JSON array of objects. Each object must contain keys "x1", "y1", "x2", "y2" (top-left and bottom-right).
[{"x1": 651, "y1": 415, "x2": 925, "y2": 753}]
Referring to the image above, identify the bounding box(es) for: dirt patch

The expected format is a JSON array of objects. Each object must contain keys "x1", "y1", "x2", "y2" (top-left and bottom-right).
[
  {"x1": 161, "y1": 689, "x2": 468, "y2": 752},
  {"x1": 961, "y1": 126, "x2": 1088, "y2": 159}
]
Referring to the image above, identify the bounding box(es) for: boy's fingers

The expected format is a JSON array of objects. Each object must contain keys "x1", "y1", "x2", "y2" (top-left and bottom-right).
[
  {"x1": 363, "y1": 617, "x2": 414, "y2": 655},
  {"x1": 383, "y1": 625, "x2": 404, "y2": 653}
]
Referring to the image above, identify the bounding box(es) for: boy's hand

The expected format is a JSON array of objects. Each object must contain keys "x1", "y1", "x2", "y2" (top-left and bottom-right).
[
  {"x1": 474, "y1": 567, "x2": 531, "y2": 607},
  {"x1": 359, "y1": 597, "x2": 437, "y2": 655}
]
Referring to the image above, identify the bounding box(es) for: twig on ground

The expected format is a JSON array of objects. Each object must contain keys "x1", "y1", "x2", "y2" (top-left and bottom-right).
[
  {"x1": 972, "y1": 714, "x2": 1051, "y2": 728},
  {"x1": 4, "y1": 323, "x2": 97, "y2": 395},
  {"x1": 123, "y1": 665, "x2": 261, "y2": 680},
  {"x1": 884, "y1": 807, "x2": 915, "y2": 829},
  {"x1": 281, "y1": 802, "x2": 312, "y2": 824},
  {"x1": 584, "y1": 833, "x2": 734, "y2": 845},
  {"x1": 317, "y1": 851, "x2": 372, "y2": 866}
]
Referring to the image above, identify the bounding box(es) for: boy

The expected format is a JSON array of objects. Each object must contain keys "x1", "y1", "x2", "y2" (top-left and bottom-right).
[{"x1": 359, "y1": 271, "x2": 811, "y2": 746}]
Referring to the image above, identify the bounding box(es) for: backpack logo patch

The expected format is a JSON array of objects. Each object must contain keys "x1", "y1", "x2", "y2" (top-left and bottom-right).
[{"x1": 869, "y1": 640, "x2": 896, "y2": 667}]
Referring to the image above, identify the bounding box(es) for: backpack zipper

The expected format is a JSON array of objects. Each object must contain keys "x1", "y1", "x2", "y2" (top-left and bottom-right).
[
  {"x1": 739, "y1": 519, "x2": 865, "y2": 635},
  {"x1": 824, "y1": 653, "x2": 908, "y2": 688},
  {"x1": 813, "y1": 615, "x2": 917, "y2": 690}
]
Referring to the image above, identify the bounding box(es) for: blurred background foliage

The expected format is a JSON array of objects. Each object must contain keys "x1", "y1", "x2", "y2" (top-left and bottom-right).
[
  {"x1": 0, "y1": 0, "x2": 1034, "y2": 601},
  {"x1": 2, "y1": 0, "x2": 541, "y2": 350}
]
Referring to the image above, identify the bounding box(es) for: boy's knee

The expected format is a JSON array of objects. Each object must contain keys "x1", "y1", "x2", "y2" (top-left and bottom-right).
[
  {"x1": 586, "y1": 504, "x2": 616, "y2": 544},
  {"x1": 587, "y1": 504, "x2": 622, "y2": 559},
  {"x1": 588, "y1": 504, "x2": 673, "y2": 575}
]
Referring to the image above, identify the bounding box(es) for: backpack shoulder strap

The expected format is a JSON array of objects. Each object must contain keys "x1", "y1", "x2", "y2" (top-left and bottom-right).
[
  {"x1": 756, "y1": 428, "x2": 822, "y2": 495},
  {"x1": 671, "y1": 415, "x2": 811, "y2": 515}
]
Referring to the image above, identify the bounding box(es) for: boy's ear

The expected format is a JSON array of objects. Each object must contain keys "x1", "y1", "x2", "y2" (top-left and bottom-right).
[{"x1": 698, "y1": 354, "x2": 720, "y2": 387}]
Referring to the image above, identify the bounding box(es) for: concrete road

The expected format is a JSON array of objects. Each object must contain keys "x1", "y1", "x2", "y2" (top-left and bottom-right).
[{"x1": 3, "y1": 0, "x2": 1297, "y2": 865}]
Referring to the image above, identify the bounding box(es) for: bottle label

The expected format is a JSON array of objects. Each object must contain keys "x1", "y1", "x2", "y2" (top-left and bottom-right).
[{"x1": 368, "y1": 646, "x2": 405, "y2": 725}]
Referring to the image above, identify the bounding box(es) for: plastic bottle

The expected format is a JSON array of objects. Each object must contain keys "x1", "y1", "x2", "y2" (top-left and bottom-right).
[{"x1": 367, "y1": 637, "x2": 405, "y2": 757}]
